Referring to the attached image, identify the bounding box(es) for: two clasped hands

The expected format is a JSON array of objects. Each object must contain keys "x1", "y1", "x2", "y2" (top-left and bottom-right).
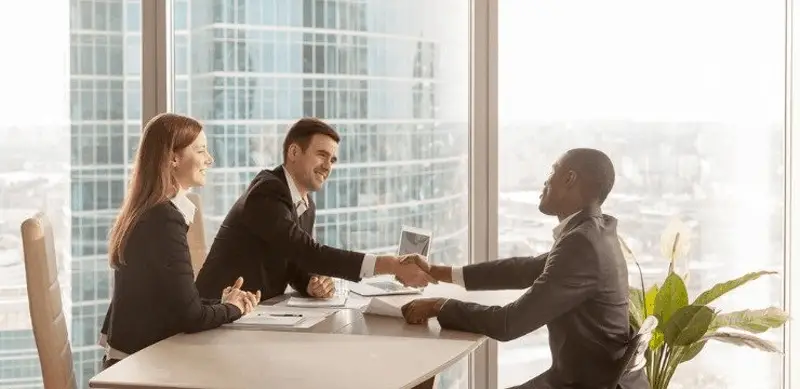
[{"x1": 220, "y1": 276, "x2": 261, "y2": 315}]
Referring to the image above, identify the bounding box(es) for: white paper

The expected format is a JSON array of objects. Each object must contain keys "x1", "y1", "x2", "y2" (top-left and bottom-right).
[
  {"x1": 362, "y1": 297, "x2": 403, "y2": 318},
  {"x1": 286, "y1": 295, "x2": 347, "y2": 308},
  {"x1": 224, "y1": 306, "x2": 335, "y2": 330},
  {"x1": 235, "y1": 312, "x2": 303, "y2": 326}
]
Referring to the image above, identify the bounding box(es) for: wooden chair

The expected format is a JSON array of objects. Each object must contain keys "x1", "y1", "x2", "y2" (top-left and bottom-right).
[{"x1": 21, "y1": 213, "x2": 77, "y2": 389}]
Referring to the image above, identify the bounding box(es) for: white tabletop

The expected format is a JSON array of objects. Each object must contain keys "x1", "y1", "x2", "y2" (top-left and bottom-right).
[
  {"x1": 89, "y1": 283, "x2": 517, "y2": 389},
  {"x1": 89, "y1": 329, "x2": 481, "y2": 389}
]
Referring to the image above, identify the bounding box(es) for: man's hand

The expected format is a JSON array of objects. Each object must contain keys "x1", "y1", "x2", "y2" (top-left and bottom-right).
[
  {"x1": 401, "y1": 298, "x2": 448, "y2": 324},
  {"x1": 393, "y1": 254, "x2": 436, "y2": 287},
  {"x1": 399, "y1": 253, "x2": 431, "y2": 272},
  {"x1": 306, "y1": 275, "x2": 335, "y2": 298},
  {"x1": 401, "y1": 259, "x2": 453, "y2": 284}
]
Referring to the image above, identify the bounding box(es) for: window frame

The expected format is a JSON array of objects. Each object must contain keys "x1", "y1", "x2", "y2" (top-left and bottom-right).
[{"x1": 141, "y1": 0, "x2": 800, "y2": 388}]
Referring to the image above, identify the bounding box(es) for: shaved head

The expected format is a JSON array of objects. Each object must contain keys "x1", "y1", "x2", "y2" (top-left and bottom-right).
[{"x1": 562, "y1": 148, "x2": 616, "y2": 204}]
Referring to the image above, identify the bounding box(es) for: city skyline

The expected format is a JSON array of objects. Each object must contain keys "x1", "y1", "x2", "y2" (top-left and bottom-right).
[{"x1": 0, "y1": 1, "x2": 791, "y2": 389}]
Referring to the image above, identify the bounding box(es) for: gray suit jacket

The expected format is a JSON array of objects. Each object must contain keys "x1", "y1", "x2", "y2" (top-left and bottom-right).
[{"x1": 437, "y1": 207, "x2": 649, "y2": 389}]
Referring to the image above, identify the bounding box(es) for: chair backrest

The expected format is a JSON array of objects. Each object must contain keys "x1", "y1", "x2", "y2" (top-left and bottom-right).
[
  {"x1": 20, "y1": 213, "x2": 77, "y2": 389},
  {"x1": 185, "y1": 192, "x2": 207, "y2": 279},
  {"x1": 608, "y1": 316, "x2": 658, "y2": 389}
]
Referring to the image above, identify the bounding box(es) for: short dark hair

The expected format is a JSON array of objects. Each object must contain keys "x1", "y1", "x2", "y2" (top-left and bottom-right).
[
  {"x1": 282, "y1": 118, "x2": 340, "y2": 161},
  {"x1": 564, "y1": 148, "x2": 616, "y2": 204}
]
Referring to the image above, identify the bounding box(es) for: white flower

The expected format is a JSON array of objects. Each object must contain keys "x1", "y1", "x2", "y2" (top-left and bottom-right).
[
  {"x1": 660, "y1": 217, "x2": 691, "y2": 271},
  {"x1": 618, "y1": 235, "x2": 637, "y2": 263}
]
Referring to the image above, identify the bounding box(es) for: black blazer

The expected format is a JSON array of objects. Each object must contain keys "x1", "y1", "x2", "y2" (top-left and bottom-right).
[
  {"x1": 437, "y1": 207, "x2": 648, "y2": 389},
  {"x1": 195, "y1": 166, "x2": 365, "y2": 301},
  {"x1": 101, "y1": 201, "x2": 242, "y2": 356}
]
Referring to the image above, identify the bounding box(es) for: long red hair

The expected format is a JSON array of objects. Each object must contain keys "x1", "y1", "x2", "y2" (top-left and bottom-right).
[{"x1": 108, "y1": 113, "x2": 203, "y2": 268}]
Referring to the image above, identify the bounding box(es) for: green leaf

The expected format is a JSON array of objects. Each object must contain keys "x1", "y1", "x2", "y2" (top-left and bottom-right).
[
  {"x1": 629, "y1": 288, "x2": 644, "y2": 328},
  {"x1": 654, "y1": 272, "x2": 688, "y2": 328},
  {"x1": 703, "y1": 331, "x2": 781, "y2": 353},
  {"x1": 678, "y1": 341, "x2": 707, "y2": 363},
  {"x1": 692, "y1": 271, "x2": 777, "y2": 306},
  {"x1": 709, "y1": 307, "x2": 789, "y2": 334},
  {"x1": 649, "y1": 329, "x2": 664, "y2": 350},
  {"x1": 663, "y1": 305, "x2": 715, "y2": 346},
  {"x1": 645, "y1": 284, "x2": 659, "y2": 317}
]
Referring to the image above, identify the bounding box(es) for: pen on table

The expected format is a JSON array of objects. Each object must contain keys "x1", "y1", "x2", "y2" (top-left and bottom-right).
[{"x1": 269, "y1": 313, "x2": 303, "y2": 317}]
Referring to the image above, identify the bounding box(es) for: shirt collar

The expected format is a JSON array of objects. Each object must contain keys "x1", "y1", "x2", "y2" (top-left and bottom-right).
[
  {"x1": 553, "y1": 211, "x2": 580, "y2": 240},
  {"x1": 283, "y1": 167, "x2": 307, "y2": 208},
  {"x1": 170, "y1": 189, "x2": 196, "y2": 225}
]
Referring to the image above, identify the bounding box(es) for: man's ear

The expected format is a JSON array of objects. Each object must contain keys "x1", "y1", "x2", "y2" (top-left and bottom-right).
[
  {"x1": 288, "y1": 143, "x2": 300, "y2": 160},
  {"x1": 565, "y1": 170, "x2": 577, "y2": 187}
]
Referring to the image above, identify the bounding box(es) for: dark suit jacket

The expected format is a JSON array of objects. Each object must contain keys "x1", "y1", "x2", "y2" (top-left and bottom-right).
[
  {"x1": 101, "y1": 202, "x2": 242, "y2": 355},
  {"x1": 195, "y1": 165, "x2": 365, "y2": 301},
  {"x1": 437, "y1": 207, "x2": 649, "y2": 389}
]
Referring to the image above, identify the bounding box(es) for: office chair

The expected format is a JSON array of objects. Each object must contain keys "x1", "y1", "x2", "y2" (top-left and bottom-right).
[
  {"x1": 21, "y1": 212, "x2": 78, "y2": 389},
  {"x1": 608, "y1": 316, "x2": 658, "y2": 389}
]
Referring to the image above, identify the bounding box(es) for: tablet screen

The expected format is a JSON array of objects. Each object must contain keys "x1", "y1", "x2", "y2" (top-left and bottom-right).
[{"x1": 398, "y1": 228, "x2": 431, "y2": 256}]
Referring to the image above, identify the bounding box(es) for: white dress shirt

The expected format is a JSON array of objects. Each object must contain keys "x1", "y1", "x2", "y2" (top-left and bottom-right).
[
  {"x1": 450, "y1": 211, "x2": 580, "y2": 287},
  {"x1": 283, "y1": 168, "x2": 377, "y2": 278}
]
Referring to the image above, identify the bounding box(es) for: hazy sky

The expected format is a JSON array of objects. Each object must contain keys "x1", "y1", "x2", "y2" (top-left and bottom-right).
[
  {"x1": 498, "y1": 0, "x2": 785, "y2": 125},
  {"x1": 0, "y1": 1, "x2": 70, "y2": 127},
  {"x1": 0, "y1": 0, "x2": 786, "y2": 127}
]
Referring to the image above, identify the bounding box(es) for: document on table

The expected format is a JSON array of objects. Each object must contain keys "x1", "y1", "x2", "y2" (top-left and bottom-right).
[
  {"x1": 362, "y1": 297, "x2": 403, "y2": 318},
  {"x1": 225, "y1": 306, "x2": 336, "y2": 330},
  {"x1": 234, "y1": 312, "x2": 304, "y2": 327},
  {"x1": 286, "y1": 295, "x2": 347, "y2": 308}
]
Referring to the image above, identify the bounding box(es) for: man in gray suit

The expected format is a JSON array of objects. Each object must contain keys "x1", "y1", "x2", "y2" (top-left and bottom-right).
[{"x1": 402, "y1": 148, "x2": 648, "y2": 389}]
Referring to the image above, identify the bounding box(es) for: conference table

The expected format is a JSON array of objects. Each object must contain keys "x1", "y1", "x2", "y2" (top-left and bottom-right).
[{"x1": 88, "y1": 283, "x2": 522, "y2": 389}]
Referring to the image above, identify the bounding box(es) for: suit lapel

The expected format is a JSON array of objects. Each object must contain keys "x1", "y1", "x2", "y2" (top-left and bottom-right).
[{"x1": 271, "y1": 165, "x2": 301, "y2": 220}]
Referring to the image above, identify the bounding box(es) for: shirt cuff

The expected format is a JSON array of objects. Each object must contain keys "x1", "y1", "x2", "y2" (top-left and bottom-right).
[
  {"x1": 452, "y1": 266, "x2": 466, "y2": 288},
  {"x1": 360, "y1": 253, "x2": 377, "y2": 278}
]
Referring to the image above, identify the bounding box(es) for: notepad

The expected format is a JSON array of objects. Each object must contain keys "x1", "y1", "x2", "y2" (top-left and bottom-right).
[{"x1": 286, "y1": 296, "x2": 348, "y2": 308}]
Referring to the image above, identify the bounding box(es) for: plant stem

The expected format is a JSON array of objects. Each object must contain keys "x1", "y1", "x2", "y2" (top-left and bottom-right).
[
  {"x1": 659, "y1": 347, "x2": 672, "y2": 389},
  {"x1": 662, "y1": 347, "x2": 683, "y2": 388},
  {"x1": 652, "y1": 347, "x2": 665, "y2": 389}
]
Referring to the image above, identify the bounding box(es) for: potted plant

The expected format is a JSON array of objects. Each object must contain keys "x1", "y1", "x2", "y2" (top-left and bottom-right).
[{"x1": 619, "y1": 218, "x2": 789, "y2": 389}]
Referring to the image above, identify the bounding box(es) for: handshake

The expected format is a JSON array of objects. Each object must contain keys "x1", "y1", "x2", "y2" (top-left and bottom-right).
[
  {"x1": 298, "y1": 254, "x2": 445, "y2": 300},
  {"x1": 377, "y1": 253, "x2": 446, "y2": 288}
]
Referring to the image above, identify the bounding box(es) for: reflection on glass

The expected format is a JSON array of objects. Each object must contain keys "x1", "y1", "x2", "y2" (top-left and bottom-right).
[
  {"x1": 498, "y1": 1, "x2": 785, "y2": 388},
  {"x1": 0, "y1": 1, "x2": 137, "y2": 388},
  {"x1": 174, "y1": 1, "x2": 469, "y2": 388}
]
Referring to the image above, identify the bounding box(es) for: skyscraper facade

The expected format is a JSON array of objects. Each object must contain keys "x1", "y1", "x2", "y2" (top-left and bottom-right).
[{"x1": 0, "y1": 1, "x2": 468, "y2": 388}]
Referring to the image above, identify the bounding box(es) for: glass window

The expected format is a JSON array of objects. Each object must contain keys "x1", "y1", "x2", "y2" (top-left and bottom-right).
[
  {"x1": 0, "y1": 2, "x2": 142, "y2": 388},
  {"x1": 498, "y1": 1, "x2": 785, "y2": 388},
  {"x1": 170, "y1": 0, "x2": 469, "y2": 386}
]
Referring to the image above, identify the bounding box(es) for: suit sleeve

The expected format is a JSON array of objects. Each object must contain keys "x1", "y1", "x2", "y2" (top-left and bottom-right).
[
  {"x1": 150, "y1": 211, "x2": 243, "y2": 333},
  {"x1": 289, "y1": 266, "x2": 312, "y2": 297},
  {"x1": 437, "y1": 233, "x2": 598, "y2": 341},
  {"x1": 242, "y1": 180, "x2": 364, "y2": 281},
  {"x1": 461, "y1": 253, "x2": 549, "y2": 290}
]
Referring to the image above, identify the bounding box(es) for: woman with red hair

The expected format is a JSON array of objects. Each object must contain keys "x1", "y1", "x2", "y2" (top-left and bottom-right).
[{"x1": 99, "y1": 113, "x2": 258, "y2": 369}]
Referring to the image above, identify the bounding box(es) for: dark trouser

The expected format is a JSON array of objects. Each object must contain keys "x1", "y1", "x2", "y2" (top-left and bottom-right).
[
  {"x1": 411, "y1": 377, "x2": 435, "y2": 389},
  {"x1": 101, "y1": 355, "x2": 121, "y2": 370}
]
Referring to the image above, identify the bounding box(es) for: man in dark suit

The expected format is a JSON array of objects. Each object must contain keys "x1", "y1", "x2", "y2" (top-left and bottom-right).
[
  {"x1": 196, "y1": 118, "x2": 433, "y2": 301},
  {"x1": 401, "y1": 148, "x2": 648, "y2": 389}
]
